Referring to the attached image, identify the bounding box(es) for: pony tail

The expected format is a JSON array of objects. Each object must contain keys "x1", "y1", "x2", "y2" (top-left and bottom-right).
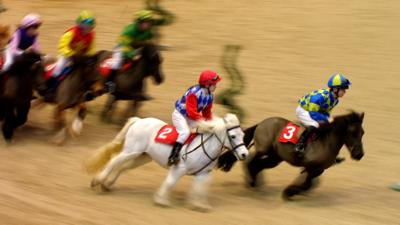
[
  {"x1": 243, "y1": 124, "x2": 258, "y2": 147},
  {"x1": 83, "y1": 117, "x2": 141, "y2": 174}
]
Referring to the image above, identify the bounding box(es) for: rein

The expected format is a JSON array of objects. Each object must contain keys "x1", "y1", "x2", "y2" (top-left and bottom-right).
[{"x1": 182, "y1": 121, "x2": 245, "y2": 175}]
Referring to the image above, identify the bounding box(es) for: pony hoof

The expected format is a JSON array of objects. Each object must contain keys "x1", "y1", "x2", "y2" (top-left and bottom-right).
[
  {"x1": 90, "y1": 179, "x2": 99, "y2": 188},
  {"x1": 101, "y1": 184, "x2": 111, "y2": 192},
  {"x1": 5, "y1": 138, "x2": 13, "y2": 144},
  {"x1": 68, "y1": 126, "x2": 80, "y2": 138},
  {"x1": 188, "y1": 201, "x2": 212, "y2": 212},
  {"x1": 101, "y1": 115, "x2": 111, "y2": 123},
  {"x1": 70, "y1": 118, "x2": 83, "y2": 137},
  {"x1": 52, "y1": 128, "x2": 67, "y2": 145},
  {"x1": 153, "y1": 193, "x2": 171, "y2": 207},
  {"x1": 282, "y1": 186, "x2": 302, "y2": 200},
  {"x1": 51, "y1": 137, "x2": 66, "y2": 146}
]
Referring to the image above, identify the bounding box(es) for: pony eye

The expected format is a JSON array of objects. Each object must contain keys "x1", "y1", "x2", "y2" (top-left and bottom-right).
[{"x1": 231, "y1": 135, "x2": 236, "y2": 139}]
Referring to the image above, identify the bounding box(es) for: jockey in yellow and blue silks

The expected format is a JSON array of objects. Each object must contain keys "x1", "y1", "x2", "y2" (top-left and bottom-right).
[{"x1": 294, "y1": 73, "x2": 351, "y2": 155}]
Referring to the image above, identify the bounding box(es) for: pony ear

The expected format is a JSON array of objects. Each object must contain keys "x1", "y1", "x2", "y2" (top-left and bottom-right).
[{"x1": 359, "y1": 112, "x2": 365, "y2": 121}]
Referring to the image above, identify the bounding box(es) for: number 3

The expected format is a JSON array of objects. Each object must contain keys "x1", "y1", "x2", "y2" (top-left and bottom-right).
[
  {"x1": 283, "y1": 126, "x2": 296, "y2": 139},
  {"x1": 159, "y1": 128, "x2": 173, "y2": 139}
]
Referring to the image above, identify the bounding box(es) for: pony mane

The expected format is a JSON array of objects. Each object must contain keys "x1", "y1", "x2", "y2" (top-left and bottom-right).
[
  {"x1": 333, "y1": 110, "x2": 364, "y2": 125},
  {"x1": 7, "y1": 51, "x2": 42, "y2": 75},
  {"x1": 196, "y1": 113, "x2": 240, "y2": 134},
  {"x1": 316, "y1": 110, "x2": 364, "y2": 136}
]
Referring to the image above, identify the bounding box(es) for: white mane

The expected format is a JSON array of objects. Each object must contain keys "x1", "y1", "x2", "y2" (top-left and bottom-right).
[{"x1": 197, "y1": 113, "x2": 240, "y2": 134}]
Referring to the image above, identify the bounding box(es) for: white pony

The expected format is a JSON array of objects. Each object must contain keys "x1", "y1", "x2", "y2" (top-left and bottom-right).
[{"x1": 85, "y1": 113, "x2": 249, "y2": 210}]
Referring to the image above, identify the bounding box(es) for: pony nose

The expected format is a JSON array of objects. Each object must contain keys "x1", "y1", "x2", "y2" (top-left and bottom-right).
[
  {"x1": 354, "y1": 152, "x2": 364, "y2": 160},
  {"x1": 241, "y1": 152, "x2": 248, "y2": 159}
]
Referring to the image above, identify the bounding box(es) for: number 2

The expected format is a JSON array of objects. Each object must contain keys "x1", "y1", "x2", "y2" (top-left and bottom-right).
[
  {"x1": 159, "y1": 128, "x2": 173, "y2": 139},
  {"x1": 283, "y1": 126, "x2": 296, "y2": 139}
]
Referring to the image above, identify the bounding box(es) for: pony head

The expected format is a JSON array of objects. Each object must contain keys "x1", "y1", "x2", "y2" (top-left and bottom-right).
[
  {"x1": 333, "y1": 111, "x2": 365, "y2": 160},
  {"x1": 197, "y1": 113, "x2": 249, "y2": 160}
]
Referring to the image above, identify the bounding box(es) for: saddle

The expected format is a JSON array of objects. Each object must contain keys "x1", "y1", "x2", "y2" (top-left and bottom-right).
[
  {"x1": 154, "y1": 125, "x2": 197, "y2": 146},
  {"x1": 44, "y1": 63, "x2": 72, "y2": 81},
  {"x1": 98, "y1": 57, "x2": 135, "y2": 78}
]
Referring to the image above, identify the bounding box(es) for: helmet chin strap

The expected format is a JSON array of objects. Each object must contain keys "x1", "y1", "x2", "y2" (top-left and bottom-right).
[{"x1": 332, "y1": 88, "x2": 340, "y2": 97}]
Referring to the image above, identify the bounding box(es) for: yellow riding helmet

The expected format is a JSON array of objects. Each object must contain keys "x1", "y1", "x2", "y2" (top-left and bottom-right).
[
  {"x1": 134, "y1": 9, "x2": 153, "y2": 22},
  {"x1": 76, "y1": 10, "x2": 96, "y2": 27}
]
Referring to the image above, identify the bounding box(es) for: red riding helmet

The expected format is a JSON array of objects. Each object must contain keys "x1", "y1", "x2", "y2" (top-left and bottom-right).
[{"x1": 198, "y1": 70, "x2": 222, "y2": 86}]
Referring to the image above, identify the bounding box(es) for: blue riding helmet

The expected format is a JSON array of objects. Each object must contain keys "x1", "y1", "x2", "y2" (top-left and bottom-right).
[{"x1": 327, "y1": 73, "x2": 351, "y2": 89}]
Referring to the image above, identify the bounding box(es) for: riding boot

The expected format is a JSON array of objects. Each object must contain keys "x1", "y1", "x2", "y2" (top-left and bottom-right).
[
  {"x1": 294, "y1": 126, "x2": 316, "y2": 157},
  {"x1": 45, "y1": 76, "x2": 58, "y2": 94},
  {"x1": 167, "y1": 142, "x2": 183, "y2": 166},
  {"x1": 105, "y1": 69, "x2": 118, "y2": 93}
]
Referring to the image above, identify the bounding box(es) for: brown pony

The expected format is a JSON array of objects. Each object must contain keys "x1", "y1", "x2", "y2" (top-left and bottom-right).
[
  {"x1": 39, "y1": 51, "x2": 106, "y2": 144},
  {"x1": 217, "y1": 111, "x2": 365, "y2": 199}
]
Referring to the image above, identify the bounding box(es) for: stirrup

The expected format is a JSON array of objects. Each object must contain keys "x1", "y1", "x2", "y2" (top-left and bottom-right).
[
  {"x1": 105, "y1": 81, "x2": 116, "y2": 93},
  {"x1": 294, "y1": 144, "x2": 305, "y2": 158},
  {"x1": 167, "y1": 154, "x2": 180, "y2": 166},
  {"x1": 294, "y1": 144, "x2": 305, "y2": 153}
]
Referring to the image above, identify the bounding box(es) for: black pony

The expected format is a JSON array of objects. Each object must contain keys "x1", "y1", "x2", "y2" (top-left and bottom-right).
[
  {"x1": 0, "y1": 51, "x2": 43, "y2": 141},
  {"x1": 100, "y1": 44, "x2": 164, "y2": 122}
]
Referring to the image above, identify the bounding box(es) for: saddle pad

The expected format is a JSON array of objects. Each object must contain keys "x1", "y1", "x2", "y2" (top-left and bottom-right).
[
  {"x1": 98, "y1": 57, "x2": 133, "y2": 77},
  {"x1": 0, "y1": 56, "x2": 3, "y2": 70},
  {"x1": 155, "y1": 125, "x2": 197, "y2": 146},
  {"x1": 45, "y1": 63, "x2": 56, "y2": 80},
  {"x1": 278, "y1": 122, "x2": 301, "y2": 144}
]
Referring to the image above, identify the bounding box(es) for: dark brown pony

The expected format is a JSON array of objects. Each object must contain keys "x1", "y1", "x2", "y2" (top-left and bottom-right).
[
  {"x1": 100, "y1": 44, "x2": 164, "y2": 122},
  {"x1": 0, "y1": 51, "x2": 44, "y2": 141},
  {"x1": 217, "y1": 111, "x2": 365, "y2": 199},
  {"x1": 40, "y1": 51, "x2": 106, "y2": 144}
]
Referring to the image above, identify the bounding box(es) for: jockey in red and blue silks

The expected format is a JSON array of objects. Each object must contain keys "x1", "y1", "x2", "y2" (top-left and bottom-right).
[
  {"x1": 294, "y1": 73, "x2": 351, "y2": 156},
  {"x1": 1, "y1": 13, "x2": 42, "y2": 74},
  {"x1": 167, "y1": 70, "x2": 222, "y2": 166}
]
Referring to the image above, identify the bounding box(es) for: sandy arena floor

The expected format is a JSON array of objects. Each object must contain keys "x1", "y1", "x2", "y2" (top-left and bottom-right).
[{"x1": 0, "y1": 0, "x2": 399, "y2": 224}]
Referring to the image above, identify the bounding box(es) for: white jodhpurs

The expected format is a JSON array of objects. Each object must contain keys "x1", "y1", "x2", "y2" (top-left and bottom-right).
[
  {"x1": 1, "y1": 47, "x2": 17, "y2": 72},
  {"x1": 172, "y1": 110, "x2": 197, "y2": 144},
  {"x1": 51, "y1": 56, "x2": 71, "y2": 77},
  {"x1": 295, "y1": 106, "x2": 320, "y2": 128},
  {"x1": 111, "y1": 47, "x2": 123, "y2": 70}
]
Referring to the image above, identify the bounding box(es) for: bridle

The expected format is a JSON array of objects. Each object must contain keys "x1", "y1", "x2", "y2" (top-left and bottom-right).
[{"x1": 182, "y1": 119, "x2": 246, "y2": 175}]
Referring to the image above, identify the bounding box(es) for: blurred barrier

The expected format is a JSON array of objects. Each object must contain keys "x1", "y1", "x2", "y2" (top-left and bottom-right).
[
  {"x1": 0, "y1": 0, "x2": 6, "y2": 13},
  {"x1": 216, "y1": 45, "x2": 246, "y2": 121},
  {"x1": 145, "y1": 0, "x2": 175, "y2": 43}
]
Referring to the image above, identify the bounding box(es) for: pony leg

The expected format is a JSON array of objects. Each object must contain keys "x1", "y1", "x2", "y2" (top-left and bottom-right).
[
  {"x1": 92, "y1": 152, "x2": 141, "y2": 191},
  {"x1": 187, "y1": 172, "x2": 213, "y2": 211},
  {"x1": 125, "y1": 100, "x2": 142, "y2": 119},
  {"x1": 282, "y1": 168, "x2": 324, "y2": 200},
  {"x1": 2, "y1": 103, "x2": 16, "y2": 142},
  {"x1": 14, "y1": 102, "x2": 30, "y2": 127},
  {"x1": 70, "y1": 103, "x2": 86, "y2": 137},
  {"x1": 103, "y1": 154, "x2": 152, "y2": 189},
  {"x1": 101, "y1": 95, "x2": 116, "y2": 123},
  {"x1": 245, "y1": 150, "x2": 281, "y2": 187},
  {"x1": 52, "y1": 105, "x2": 67, "y2": 145},
  {"x1": 154, "y1": 165, "x2": 187, "y2": 207}
]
